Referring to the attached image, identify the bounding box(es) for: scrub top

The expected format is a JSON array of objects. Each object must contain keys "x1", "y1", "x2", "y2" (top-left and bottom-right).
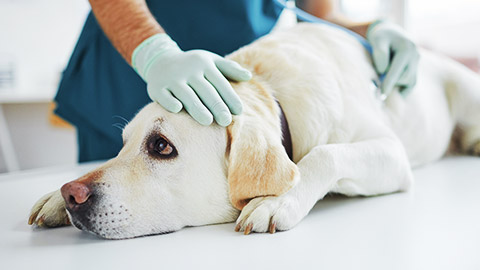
[{"x1": 55, "y1": 0, "x2": 282, "y2": 162}]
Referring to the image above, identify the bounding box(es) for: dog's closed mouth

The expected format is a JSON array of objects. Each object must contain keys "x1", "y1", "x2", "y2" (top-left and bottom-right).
[{"x1": 67, "y1": 201, "x2": 133, "y2": 239}]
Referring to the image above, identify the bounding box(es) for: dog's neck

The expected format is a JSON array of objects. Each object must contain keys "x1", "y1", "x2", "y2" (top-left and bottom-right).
[
  {"x1": 276, "y1": 100, "x2": 293, "y2": 161},
  {"x1": 230, "y1": 79, "x2": 293, "y2": 161}
]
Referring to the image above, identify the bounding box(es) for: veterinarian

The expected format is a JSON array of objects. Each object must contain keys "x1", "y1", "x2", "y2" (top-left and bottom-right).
[{"x1": 54, "y1": 0, "x2": 419, "y2": 162}]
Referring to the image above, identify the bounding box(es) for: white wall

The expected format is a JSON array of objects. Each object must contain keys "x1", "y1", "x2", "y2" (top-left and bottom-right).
[
  {"x1": 0, "y1": 0, "x2": 90, "y2": 93},
  {"x1": 409, "y1": 0, "x2": 480, "y2": 58},
  {"x1": 0, "y1": 139, "x2": 5, "y2": 172},
  {"x1": 341, "y1": 0, "x2": 480, "y2": 59},
  {"x1": 0, "y1": 0, "x2": 89, "y2": 173},
  {"x1": 1, "y1": 103, "x2": 77, "y2": 172}
]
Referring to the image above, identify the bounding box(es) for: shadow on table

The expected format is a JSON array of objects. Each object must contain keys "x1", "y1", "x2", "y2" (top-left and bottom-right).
[
  {"x1": 15, "y1": 193, "x2": 379, "y2": 247},
  {"x1": 310, "y1": 193, "x2": 369, "y2": 213},
  {"x1": 29, "y1": 225, "x2": 104, "y2": 247}
]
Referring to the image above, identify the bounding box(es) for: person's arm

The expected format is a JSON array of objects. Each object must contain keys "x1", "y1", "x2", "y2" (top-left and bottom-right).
[
  {"x1": 88, "y1": 0, "x2": 164, "y2": 64},
  {"x1": 296, "y1": 0, "x2": 370, "y2": 37},
  {"x1": 298, "y1": 0, "x2": 419, "y2": 97},
  {"x1": 88, "y1": 0, "x2": 252, "y2": 127}
]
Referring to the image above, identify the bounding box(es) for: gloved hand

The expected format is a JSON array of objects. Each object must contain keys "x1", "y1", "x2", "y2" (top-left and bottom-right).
[
  {"x1": 132, "y1": 34, "x2": 252, "y2": 126},
  {"x1": 367, "y1": 20, "x2": 420, "y2": 97}
]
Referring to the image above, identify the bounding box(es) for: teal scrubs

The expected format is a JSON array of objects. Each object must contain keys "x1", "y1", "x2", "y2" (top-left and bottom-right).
[{"x1": 55, "y1": 0, "x2": 282, "y2": 162}]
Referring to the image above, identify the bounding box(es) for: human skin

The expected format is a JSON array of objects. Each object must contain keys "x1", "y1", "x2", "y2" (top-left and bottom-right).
[{"x1": 88, "y1": 0, "x2": 164, "y2": 64}]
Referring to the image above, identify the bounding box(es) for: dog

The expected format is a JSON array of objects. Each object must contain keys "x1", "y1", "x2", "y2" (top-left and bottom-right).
[{"x1": 28, "y1": 23, "x2": 480, "y2": 239}]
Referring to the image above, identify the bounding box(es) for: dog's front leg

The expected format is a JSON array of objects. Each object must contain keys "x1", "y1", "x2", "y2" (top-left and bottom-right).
[{"x1": 236, "y1": 136, "x2": 413, "y2": 234}]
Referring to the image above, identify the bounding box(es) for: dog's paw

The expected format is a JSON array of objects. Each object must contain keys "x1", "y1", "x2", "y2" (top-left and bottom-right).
[
  {"x1": 28, "y1": 190, "x2": 70, "y2": 228},
  {"x1": 234, "y1": 195, "x2": 304, "y2": 235}
]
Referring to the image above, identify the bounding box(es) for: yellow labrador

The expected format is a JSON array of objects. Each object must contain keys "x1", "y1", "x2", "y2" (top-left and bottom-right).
[{"x1": 29, "y1": 24, "x2": 480, "y2": 239}]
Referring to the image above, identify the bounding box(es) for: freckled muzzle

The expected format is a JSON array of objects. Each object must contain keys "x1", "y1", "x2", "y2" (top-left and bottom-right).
[{"x1": 61, "y1": 181, "x2": 132, "y2": 238}]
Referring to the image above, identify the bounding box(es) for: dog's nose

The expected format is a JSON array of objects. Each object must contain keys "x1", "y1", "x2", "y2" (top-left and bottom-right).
[{"x1": 61, "y1": 181, "x2": 91, "y2": 209}]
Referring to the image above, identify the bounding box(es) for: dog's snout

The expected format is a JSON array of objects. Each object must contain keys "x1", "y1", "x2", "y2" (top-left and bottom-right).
[{"x1": 61, "y1": 181, "x2": 91, "y2": 209}]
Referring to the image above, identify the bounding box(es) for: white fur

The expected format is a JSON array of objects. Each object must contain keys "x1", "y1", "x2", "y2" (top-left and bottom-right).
[{"x1": 29, "y1": 23, "x2": 480, "y2": 238}]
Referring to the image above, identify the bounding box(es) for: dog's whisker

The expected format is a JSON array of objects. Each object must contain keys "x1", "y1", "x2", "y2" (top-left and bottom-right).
[
  {"x1": 112, "y1": 115, "x2": 129, "y2": 126},
  {"x1": 112, "y1": 123, "x2": 125, "y2": 131}
]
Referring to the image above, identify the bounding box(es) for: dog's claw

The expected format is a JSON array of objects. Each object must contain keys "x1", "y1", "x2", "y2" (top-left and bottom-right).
[
  {"x1": 37, "y1": 216, "x2": 45, "y2": 227},
  {"x1": 269, "y1": 221, "x2": 276, "y2": 234},
  {"x1": 234, "y1": 223, "x2": 241, "y2": 232},
  {"x1": 28, "y1": 212, "x2": 38, "y2": 225},
  {"x1": 244, "y1": 223, "x2": 253, "y2": 235}
]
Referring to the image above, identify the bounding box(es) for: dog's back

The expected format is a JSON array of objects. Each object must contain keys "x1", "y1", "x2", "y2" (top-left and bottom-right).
[{"x1": 229, "y1": 23, "x2": 480, "y2": 167}]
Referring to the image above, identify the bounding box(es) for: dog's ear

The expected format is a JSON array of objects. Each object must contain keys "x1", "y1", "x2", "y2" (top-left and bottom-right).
[{"x1": 226, "y1": 99, "x2": 300, "y2": 210}]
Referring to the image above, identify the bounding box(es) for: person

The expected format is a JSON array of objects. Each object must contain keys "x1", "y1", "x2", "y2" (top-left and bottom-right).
[{"x1": 55, "y1": 0, "x2": 419, "y2": 163}]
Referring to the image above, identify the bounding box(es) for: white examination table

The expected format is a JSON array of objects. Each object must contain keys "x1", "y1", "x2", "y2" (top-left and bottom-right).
[{"x1": 0, "y1": 156, "x2": 479, "y2": 270}]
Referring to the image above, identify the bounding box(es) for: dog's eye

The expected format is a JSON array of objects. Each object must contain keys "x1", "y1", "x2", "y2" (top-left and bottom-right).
[
  {"x1": 155, "y1": 137, "x2": 172, "y2": 155},
  {"x1": 147, "y1": 134, "x2": 177, "y2": 159}
]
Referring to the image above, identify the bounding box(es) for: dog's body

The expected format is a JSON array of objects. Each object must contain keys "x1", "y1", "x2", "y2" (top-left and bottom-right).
[{"x1": 29, "y1": 23, "x2": 480, "y2": 239}]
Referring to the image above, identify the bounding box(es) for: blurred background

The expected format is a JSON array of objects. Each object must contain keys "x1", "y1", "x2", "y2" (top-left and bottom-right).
[{"x1": 0, "y1": 0, "x2": 479, "y2": 173}]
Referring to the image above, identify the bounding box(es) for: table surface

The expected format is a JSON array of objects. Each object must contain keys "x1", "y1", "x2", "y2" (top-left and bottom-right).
[{"x1": 1, "y1": 156, "x2": 479, "y2": 270}]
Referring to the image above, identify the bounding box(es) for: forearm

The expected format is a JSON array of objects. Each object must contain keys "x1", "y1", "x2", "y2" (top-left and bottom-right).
[
  {"x1": 329, "y1": 17, "x2": 371, "y2": 38},
  {"x1": 89, "y1": 0, "x2": 164, "y2": 64},
  {"x1": 298, "y1": 0, "x2": 372, "y2": 37}
]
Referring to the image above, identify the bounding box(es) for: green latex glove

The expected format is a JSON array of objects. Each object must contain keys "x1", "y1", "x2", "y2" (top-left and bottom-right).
[
  {"x1": 132, "y1": 34, "x2": 252, "y2": 126},
  {"x1": 367, "y1": 20, "x2": 420, "y2": 97}
]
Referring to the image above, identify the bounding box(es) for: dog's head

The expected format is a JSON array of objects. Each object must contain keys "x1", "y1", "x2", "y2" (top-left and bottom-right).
[{"x1": 61, "y1": 96, "x2": 299, "y2": 239}]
